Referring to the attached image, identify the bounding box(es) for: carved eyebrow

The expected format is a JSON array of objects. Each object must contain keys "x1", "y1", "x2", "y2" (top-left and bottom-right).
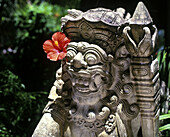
[
  {"x1": 85, "y1": 44, "x2": 107, "y2": 57},
  {"x1": 67, "y1": 42, "x2": 108, "y2": 61},
  {"x1": 67, "y1": 42, "x2": 78, "y2": 49}
]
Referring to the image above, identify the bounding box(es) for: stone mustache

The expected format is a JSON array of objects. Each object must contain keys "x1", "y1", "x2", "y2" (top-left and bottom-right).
[{"x1": 32, "y1": 2, "x2": 160, "y2": 137}]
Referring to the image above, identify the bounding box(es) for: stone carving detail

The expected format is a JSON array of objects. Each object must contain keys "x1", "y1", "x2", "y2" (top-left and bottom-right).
[{"x1": 32, "y1": 2, "x2": 160, "y2": 137}]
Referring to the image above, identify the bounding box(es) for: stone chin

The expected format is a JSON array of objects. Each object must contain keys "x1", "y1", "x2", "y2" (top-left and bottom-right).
[{"x1": 72, "y1": 84, "x2": 107, "y2": 105}]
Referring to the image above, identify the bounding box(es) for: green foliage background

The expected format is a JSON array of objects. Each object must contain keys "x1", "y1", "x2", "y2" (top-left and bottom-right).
[
  {"x1": 0, "y1": 70, "x2": 48, "y2": 136},
  {"x1": 0, "y1": 0, "x2": 80, "y2": 136}
]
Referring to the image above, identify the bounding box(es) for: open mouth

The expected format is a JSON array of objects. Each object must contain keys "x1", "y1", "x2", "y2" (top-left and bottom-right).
[
  {"x1": 75, "y1": 86, "x2": 90, "y2": 93},
  {"x1": 70, "y1": 73, "x2": 104, "y2": 94},
  {"x1": 71, "y1": 76, "x2": 95, "y2": 93},
  {"x1": 67, "y1": 64, "x2": 109, "y2": 94}
]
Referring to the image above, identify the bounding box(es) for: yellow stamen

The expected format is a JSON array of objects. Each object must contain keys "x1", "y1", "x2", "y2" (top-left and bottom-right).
[{"x1": 54, "y1": 41, "x2": 59, "y2": 47}]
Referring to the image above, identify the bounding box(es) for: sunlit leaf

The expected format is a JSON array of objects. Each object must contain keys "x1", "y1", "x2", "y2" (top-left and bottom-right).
[
  {"x1": 162, "y1": 51, "x2": 167, "y2": 63},
  {"x1": 159, "y1": 114, "x2": 170, "y2": 120},
  {"x1": 157, "y1": 51, "x2": 162, "y2": 64},
  {"x1": 0, "y1": 108, "x2": 6, "y2": 111},
  {"x1": 159, "y1": 124, "x2": 170, "y2": 131},
  {"x1": 29, "y1": 95, "x2": 36, "y2": 100}
]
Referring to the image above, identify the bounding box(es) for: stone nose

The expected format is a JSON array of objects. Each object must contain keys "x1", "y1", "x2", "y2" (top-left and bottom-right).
[{"x1": 71, "y1": 52, "x2": 87, "y2": 69}]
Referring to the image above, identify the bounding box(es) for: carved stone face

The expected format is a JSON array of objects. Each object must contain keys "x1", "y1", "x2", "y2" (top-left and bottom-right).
[{"x1": 66, "y1": 42, "x2": 111, "y2": 105}]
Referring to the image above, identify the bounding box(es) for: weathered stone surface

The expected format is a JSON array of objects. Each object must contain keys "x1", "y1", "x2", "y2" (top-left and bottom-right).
[
  {"x1": 32, "y1": 113, "x2": 62, "y2": 137},
  {"x1": 33, "y1": 2, "x2": 161, "y2": 137},
  {"x1": 129, "y1": 2, "x2": 153, "y2": 25}
]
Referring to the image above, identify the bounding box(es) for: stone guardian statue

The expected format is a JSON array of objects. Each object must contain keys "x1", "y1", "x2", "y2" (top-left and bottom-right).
[{"x1": 32, "y1": 2, "x2": 160, "y2": 137}]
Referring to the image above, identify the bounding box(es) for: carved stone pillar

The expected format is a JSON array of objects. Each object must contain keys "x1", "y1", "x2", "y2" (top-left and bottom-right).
[
  {"x1": 130, "y1": 57, "x2": 160, "y2": 137},
  {"x1": 123, "y1": 2, "x2": 160, "y2": 137}
]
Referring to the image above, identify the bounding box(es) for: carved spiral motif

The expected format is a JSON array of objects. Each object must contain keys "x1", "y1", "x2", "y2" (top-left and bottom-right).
[
  {"x1": 73, "y1": 117, "x2": 105, "y2": 132},
  {"x1": 119, "y1": 100, "x2": 140, "y2": 120},
  {"x1": 110, "y1": 95, "x2": 118, "y2": 103},
  {"x1": 66, "y1": 47, "x2": 77, "y2": 61},
  {"x1": 105, "y1": 114, "x2": 116, "y2": 133},
  {"x1": 76, "y1": 118, "x2": 85, "y2": 126},
  {"x1": 107, "y1": 95, "x2": 119, "y2": 109},
  {"x1": 85, "y1": 53, "x2": 98, "y2": 65},
  {"x1": 123, "y1": 84, "x2": 133, "y2": 94}
]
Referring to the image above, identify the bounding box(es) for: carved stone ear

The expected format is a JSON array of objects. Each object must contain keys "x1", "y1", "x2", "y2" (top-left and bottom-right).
[{"x1": 129, "y1": 2, "x2": 153, "y2": 25}]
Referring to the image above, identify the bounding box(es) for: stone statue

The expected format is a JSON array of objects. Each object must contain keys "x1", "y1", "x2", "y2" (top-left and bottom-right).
[{"x1": 32, "y1": 2, "x2": 160, "y2": 137}]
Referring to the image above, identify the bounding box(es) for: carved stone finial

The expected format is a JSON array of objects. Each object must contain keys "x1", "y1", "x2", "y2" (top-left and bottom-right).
[{"x1": 129, "y1": 2, "x2": 153, "y2": 25}]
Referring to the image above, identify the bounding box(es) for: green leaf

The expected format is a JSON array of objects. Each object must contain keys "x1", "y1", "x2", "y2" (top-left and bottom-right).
[
  {"x1": 159, "y1": 124, "x2": 170, "y2": 131},
  {"x1": 29, "y1": 95, "x2": 36, "y2": 100},
  {"x1": 157, "y1": 51, "x2": 162, "y2": 64},
  {"x1": 162, "y1": 51, "x2": 167, "y2": 62},
  {"x1": 0, "y1": 108, "x2": 6, "y2": 111},
  {"x1": 159, "y1": 114, "x2": 170, "y2": 120},
  {"x1": 21, "y1": 84, "x2": 25, "y2": 89},
  {"x1": 168, "y1": 110, "x2": 170, "y2": 114},
  {"x1": 168, "y1": 71, "x2": 170, "y2": 89}
]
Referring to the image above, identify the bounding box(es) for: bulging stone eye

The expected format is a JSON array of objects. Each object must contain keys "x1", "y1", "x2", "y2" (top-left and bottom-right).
[
  {"x1": 66, "y1": 49, "x2": 77, "y2": 61},
  {"x1": 85, "y1": 53, "x2": 98, "y2": 65}
]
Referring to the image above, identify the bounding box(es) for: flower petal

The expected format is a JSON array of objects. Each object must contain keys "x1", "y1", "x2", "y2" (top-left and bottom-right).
[
  {"x1": 62, "y1": 37, "x2": 70, "y2": 48},
  {"x1": 43, "y1": 40, "x2": 60, "y2": 53},
  {"x1": 58, "y1": 51, "x2": 67, "y2": 60},
  {"x1": 52, "y1": 32, "x2": 65, "y2": 42},
  {"x1": 52, "y1": 32, "x2": 70, "y2": 49},
  {"x1": 47, "y1": 51, "x2": 59, "y2": 61}
]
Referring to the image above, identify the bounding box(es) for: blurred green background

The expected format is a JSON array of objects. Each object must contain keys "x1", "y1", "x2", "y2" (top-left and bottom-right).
[
  {"x1": 0, "y1": 0, "x2": 80, "y2": 136},
  {"x1": 0, "y1": 0, "x2": 169, "y2": 137}
]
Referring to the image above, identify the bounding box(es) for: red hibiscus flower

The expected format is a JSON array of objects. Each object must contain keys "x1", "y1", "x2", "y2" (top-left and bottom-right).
[{"x1": 43, "y1": 32, "x2": 70, "y2": 61}]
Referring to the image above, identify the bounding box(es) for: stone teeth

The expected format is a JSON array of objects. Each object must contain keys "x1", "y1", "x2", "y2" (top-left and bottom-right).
[
  {"x1": 75, "y1": 78, "x2": 79, "y2": 84},
  {"x1": 73, "y1": 77, "x2": 90, "y2": 86},
  {"x1": 84, "y1": 80, "x2": 89, "y2": 86},
  {"x1": 89, "y1": 81, "x2": 97, "y2": 91},
  {"x1": 78, "y1": 78, "x2": 84, "y2": 85},
  {"x1": 76, "y1": 87, "x2": 89, "y2": 92},
  {"x1": 94, "y1": 74, "x2": 102, "y2": 87},
  {"x1": 72, "y1": 78, "x2": 76, "y2": 86}
]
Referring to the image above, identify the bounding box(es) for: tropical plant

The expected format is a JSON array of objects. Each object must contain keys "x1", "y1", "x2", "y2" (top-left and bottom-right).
[
  {"x1": 0, "y1": 0, "x2": 81, "y2": 136},
  {"x1": 159, "y1": 96, "x2": 170, "y2": 136},
  {"x1": 157, "y1": 49, "x2": 170, "y2": 89},
  {"x1": 0, "y1": 70, "x2": 48, "y2": 137},
  {"x1": 157, "y1": 30, "x2": 170, "y2": 136}
]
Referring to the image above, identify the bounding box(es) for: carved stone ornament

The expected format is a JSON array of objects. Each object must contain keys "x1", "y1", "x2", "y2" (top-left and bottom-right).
[{"x1": 32, "y1": 2, "x2": 161, "y2": 137}]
